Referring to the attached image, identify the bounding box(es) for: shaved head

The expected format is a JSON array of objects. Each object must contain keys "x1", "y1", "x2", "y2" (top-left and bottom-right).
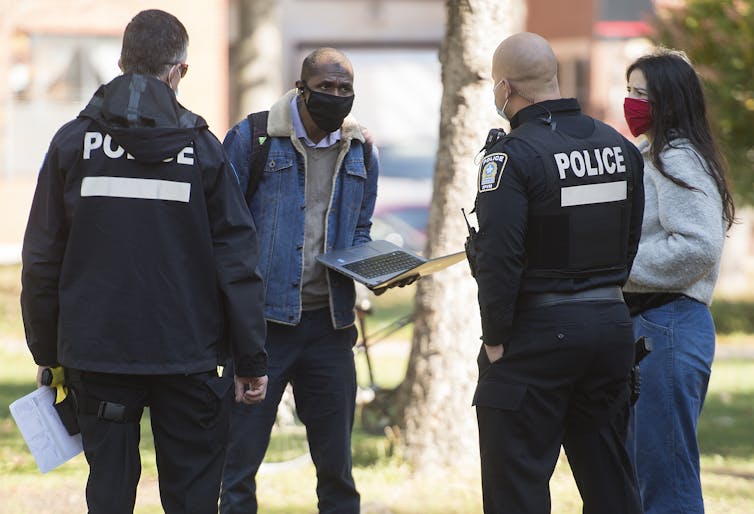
[
  {"x1": 301, "y1": 47, "x2": 353, "y2": 82},
  {"x1": 492, "y1": 32, "x2": 559, "y2": 101}
]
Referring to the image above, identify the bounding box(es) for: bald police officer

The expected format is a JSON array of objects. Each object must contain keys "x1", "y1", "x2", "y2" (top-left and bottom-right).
[{"x1": 472, "y1": 32, "x2": 644, "y2": 514}]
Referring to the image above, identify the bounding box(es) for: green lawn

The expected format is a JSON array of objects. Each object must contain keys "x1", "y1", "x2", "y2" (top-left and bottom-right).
[{"x1": 1, "y1": 264, "x2": 753, "y2": 513}]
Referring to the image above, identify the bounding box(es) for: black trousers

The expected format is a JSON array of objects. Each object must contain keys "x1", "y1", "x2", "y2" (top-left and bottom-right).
[
  {"x1": 220, "y1": 308, "x2": 359, "y2": 514},
  {"x1": 474, "y1": 300, "x2": 642, "y2": 514},
  {"x1": 66, "y1": 368, "x2": 232, "y2": 514}
]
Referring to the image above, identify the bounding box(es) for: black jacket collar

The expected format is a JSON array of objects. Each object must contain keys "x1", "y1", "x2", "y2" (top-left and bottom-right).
[{"x1": 509, "y1": 98, "x2": 581, "y2": 130}]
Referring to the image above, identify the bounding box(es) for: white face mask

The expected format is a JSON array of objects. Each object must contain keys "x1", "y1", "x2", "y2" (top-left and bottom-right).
[
  {"x1": 493, "y1": 79, "x2": 509, "y2": 121},
  {"x1": 497, "y1": 97, "x2": 510, "y2": 121}
]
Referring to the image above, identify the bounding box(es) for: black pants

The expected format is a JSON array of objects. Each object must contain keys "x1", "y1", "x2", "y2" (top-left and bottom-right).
[
  {"x1": 220, "y1": 308, "x2": 359, "y2": 514},
  {"x1": 66, "y1": 368, "x2": 232, "y2": 514},
  {"x1": 474, "y1": 300, "x2": 642, "y2": 514}
]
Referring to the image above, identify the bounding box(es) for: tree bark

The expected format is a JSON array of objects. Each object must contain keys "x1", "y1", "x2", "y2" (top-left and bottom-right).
[
  {"x1": 228, "y1": 0, "x2": 283, "y2": 124},
  {"x1": 396, "y1": 0, "x2": 526, "y2": 472}
]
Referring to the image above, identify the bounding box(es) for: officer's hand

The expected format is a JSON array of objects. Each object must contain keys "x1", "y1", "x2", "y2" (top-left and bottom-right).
[
  {"x1": 484, "y1": 344, "x2": 504, "y2": 364},
  {"x1": 36, "y1": 365, "x2": 50, "y2": 388},
  {"x1": 370, "y1": 274, "x2": 420, "y2": 296},
  {"x1": 234, "y1": 374, "x2": 268, "y2": 404},
  {"x1": 396, "y1": 274, "x2": 419, "y2": 288}
]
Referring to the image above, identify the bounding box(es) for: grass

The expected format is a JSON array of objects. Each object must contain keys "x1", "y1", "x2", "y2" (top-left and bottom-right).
[
  {"x1": 699, "y1": 359, "x2": 754, "y2": 467},
  {"x1": 1, "y1": 265, "x2": 754, "y2": 512}
]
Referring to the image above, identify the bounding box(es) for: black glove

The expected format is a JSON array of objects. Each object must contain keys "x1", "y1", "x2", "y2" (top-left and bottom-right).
[{"x1": 371, "y1": 274, "x2": 419, "y2": 296}]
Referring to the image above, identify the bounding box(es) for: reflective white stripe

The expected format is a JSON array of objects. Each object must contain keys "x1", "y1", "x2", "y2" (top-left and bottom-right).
[
  {"x1": 81, "y1": 177, "x2": 191, "y2": 203},
  {"x1": 561, "y1": 181, "x2": 626, "y2": 207}
]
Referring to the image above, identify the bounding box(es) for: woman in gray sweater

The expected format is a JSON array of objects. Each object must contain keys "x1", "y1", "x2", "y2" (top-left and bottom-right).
[{"x1": 622, "y1": 49, "x2": 736, "y2": 514}]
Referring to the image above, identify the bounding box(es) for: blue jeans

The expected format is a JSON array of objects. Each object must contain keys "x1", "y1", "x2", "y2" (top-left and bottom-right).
[
  {"x1": 220, "y1": 308, "x2": 360, "y2": 514},
  {"x1": 628, "y1": 296, "x2": 715, "y2": 514}
]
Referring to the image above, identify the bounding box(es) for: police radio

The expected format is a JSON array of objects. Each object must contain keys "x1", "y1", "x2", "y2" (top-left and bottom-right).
[
  {"x1": 483, "y1": 128, "x2": 507, "y2": 153},
  {"x1": 462, "y1": 207, "x2": 478, "y2": 278},
  {"x1": 474, "y1": 128, "x2": 507, "y2": 166}
]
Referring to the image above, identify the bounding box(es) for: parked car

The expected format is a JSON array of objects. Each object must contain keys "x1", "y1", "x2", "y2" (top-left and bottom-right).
[
  {"x1": 371, "y1": 203, "x2": 429, "y2": 255},
  {"x1": 372, "y1": 144, "x2": 434, "y2": 254}
]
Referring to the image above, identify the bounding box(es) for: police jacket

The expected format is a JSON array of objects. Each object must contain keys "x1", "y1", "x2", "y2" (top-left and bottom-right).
[
  {"x1": 474, "y1": 98, "x2": 644, "y2": 347},
  {"x1": 223, "y1": 90, "x2": 378, "y2": 329},
  {"x1": 21, "y1": 74, "x2": 268, "y2": 377}
]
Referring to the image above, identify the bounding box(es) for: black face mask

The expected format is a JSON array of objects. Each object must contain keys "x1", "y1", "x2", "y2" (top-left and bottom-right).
[{"x1": 303, "y1": 87, "x2": 354, "y2": 133}]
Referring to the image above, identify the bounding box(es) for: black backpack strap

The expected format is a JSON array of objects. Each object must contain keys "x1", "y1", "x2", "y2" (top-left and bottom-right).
[
  {"x1": 245, "y1": 115, "x2": 371, "y2": 201},
  {"x1": 245, "y1": 110, "x2": 271, "y2": 203}
]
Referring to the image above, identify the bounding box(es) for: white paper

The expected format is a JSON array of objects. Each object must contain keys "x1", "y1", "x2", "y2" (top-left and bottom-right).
[{"x1": 9, "y1": 386, "x2": 83, "y2": 473}]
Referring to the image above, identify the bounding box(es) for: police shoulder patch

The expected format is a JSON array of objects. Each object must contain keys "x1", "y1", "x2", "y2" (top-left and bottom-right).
[{"x1": 478, "y1": 152, "x2": 508, "y2": 193}]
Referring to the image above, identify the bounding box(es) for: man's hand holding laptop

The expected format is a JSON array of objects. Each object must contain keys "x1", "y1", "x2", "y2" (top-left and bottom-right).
[{"x1": 370, "y1": 274, "x2": 420, "y2": 296}]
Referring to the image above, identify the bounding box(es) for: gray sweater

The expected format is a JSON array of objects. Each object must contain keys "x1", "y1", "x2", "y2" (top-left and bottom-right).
[{"x1": 623, "y1": 138, "x2": 725, "y2": 305}]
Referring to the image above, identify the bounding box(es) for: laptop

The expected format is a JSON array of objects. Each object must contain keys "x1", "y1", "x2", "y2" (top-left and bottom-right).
[{"x1": 316, "y1": 239, "x2": 466, "y2": 290}]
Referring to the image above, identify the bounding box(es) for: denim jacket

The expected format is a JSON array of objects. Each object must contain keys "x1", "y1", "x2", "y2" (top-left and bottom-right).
[{"x1": 223, "y1": 90, "x2": 379, "y2": 329}]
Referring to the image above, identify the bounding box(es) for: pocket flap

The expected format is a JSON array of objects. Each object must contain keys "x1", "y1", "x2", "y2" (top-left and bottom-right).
[
  {"x1": 265, "y1": 155, "x2": 294, "y2": 172},
  {"x1": 205, "y1": 374, "x2": 233, "y2": 399},
  {"x1": 344, "y1": 160, "x2": 367, "y2": 179},
  {"x1": 472, "y1": 380, "x2": 527, "y2": 410}
]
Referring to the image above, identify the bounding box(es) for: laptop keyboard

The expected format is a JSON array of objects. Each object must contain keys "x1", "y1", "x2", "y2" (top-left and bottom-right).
[{"x1": 343, "y1": 250, "x2": 424, "y2": 279}]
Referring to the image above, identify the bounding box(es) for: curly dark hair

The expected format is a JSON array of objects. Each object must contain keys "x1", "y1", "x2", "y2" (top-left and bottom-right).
[
  {"x1": 627, "y1": 49, "x2": 735, "y2": 229},
  {"x1": 119, "y1": 9, "x2": 188, "y2": 78}
]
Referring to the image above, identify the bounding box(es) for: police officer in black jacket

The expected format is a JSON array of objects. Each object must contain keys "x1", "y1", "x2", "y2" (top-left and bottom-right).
[
  {"x1": 471, "y1": 32, "x2": 644, "y2": 514},
  {"x1": 20, "y1": 10, "x2": 267, "y2": 514}
]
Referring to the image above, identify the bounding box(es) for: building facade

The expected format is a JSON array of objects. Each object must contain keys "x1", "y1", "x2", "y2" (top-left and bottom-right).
[
  {"x1": 1, "y1": 0, "x2": 751, "y2": 296},
  {"x1": 0, "y1": 0, "x2": 228, "y2": 179}
]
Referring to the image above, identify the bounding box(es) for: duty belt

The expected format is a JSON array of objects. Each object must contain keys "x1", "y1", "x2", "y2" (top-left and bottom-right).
[{"x1": 518, "y1": 286, "x2": 624, "y2": 310}]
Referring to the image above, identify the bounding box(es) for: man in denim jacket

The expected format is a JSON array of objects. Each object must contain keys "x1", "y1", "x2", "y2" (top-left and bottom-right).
[{"x1": 220, "y1": 48, "x2": 378, "y2": 514}]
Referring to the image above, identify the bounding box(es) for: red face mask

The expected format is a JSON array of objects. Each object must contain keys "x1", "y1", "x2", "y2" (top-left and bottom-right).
[{"x1": 624, "y1": 97, "x2": 652, "y2": 137}]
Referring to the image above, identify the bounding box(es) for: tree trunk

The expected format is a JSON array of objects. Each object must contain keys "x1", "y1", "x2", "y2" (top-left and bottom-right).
[
  {"x1": 228, "y1": 0, "x2": 282, "y2": 125},
  {"x1": 396, "y1": 0, "x2": 526, "y2": 473}
]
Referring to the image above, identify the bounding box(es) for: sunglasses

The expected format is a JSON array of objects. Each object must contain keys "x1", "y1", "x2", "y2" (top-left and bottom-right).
[{"x1": 166, "y1": 62, "x2": 189, "y2": 78}]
